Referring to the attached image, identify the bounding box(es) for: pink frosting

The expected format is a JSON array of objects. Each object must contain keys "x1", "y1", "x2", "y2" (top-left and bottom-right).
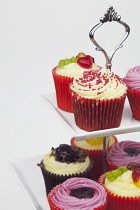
[
  {"x1": 52, "y1": 177, "x2": 107, "y2": 210},
  {"x1": 124, "y1": 65, "x2": 140, "y2": 90},
  {"x1": 107, "y1": 141, "x2": 140, "y2": 166}
]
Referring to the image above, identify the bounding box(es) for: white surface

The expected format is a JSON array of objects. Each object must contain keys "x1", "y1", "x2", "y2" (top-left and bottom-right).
[
  {"x1": 10, "y1": 155, "x2": 50, "y2": 210},
  {"x1": 1, "y1": 1, "x2": 140, "y2": 210},
  {"x1": 43, "y1": 93, "x2": 140, "y2": 140}
]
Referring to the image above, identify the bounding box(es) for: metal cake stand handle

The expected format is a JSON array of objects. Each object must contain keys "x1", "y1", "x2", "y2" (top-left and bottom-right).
[
  {"x1": 89, "y1": 5, "x2": 130, "y2": 71},
  {"x1": 89, "y1": 6, "x2": 130, "y2": 173}
]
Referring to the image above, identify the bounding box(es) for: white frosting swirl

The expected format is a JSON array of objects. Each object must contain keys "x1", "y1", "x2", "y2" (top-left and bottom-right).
[
  {"x1": 56, "y1": 63, "x2": 101, "y2": 78},
  {"x1": 71, "y1": 70, "x2": 126, "y2": 100},
  {"x1": 105, "y1": 170, "x2": 140, "y2": 197},
  {"x1": 43, "y1": 152, "x2": 90, "y2": 175}
]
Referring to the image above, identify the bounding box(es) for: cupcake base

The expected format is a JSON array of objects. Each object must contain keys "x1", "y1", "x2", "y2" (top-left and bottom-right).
[
  {"x1": 127, "y1": 89, "x2": 140, "y2": 120},
  {"x1": 71, "y1": 136, "x2": 118, "y2": 180},
  {"x1": 70, "y1": 90, "x2": 126, "y2": 131},
  {"x1": 52, "y1": 67, "x2": 73, "y2": 113},
  {"x1": 99, "y1": 174, "x2": 140, "y2": 210},
  {"x1": 38, "y1": 159, "x2": 94, "y2": 195}
]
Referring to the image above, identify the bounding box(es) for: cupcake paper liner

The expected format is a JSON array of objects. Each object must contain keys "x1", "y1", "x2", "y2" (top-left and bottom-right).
[
  {"x1": 127, "y1": 88, "x2": 140, "y2": 120},
  {"x1": 71, "y1": 136, "x2": 118, "y2": 180},
  {"x1": 38, "y1": 159, "x2": 94, "y2": 195},
  {"x1": 99, "y1": 174, "x2": 140, "y2": 210},
  {"x1": 48, "y1": 184, "x2": 108, "y2": 210},
  {"x1": 52, "y1": 67, "x2": 73, "y2": 112},
  {"x1": 107, "y1": 160, "x2": 118, "y2": 171},
  {"x1": 70, "y1": 90, "x2": 126, "y2": 131}
]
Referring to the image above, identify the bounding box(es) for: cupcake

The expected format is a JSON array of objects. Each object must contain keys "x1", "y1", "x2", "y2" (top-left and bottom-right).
[
  {"x1": 107, "y1": 140, "x2": 140, "y2": 171},
  {"x1": 99, "y1": 164, "x2": 140, "y2": 210},
  {"x1": 38, "y1": 144, "x2": 93, "y2": 195},
  {"x1": 70, "y1": 69, "x2": 127, "y2": 131},
  {"x1": 52, "y1": 52, "x2": 101, "y2": 112},
  {"x1": 124, "y1": 65, "x2": 140, "y2": 120},
  {"x1": 48, "y1": 177, "x2": 108, "y2": 210},
  {"x1": 71, "y1": 136, "x2": 118, "y2": 180}
]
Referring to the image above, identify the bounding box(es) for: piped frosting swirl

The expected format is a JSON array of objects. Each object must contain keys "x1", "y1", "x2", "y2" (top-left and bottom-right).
[
  {"x1": 51, "y1": 177, "x2": 107, "y2": 209},
  {"x1": 124, "y1": 65, "x2": 140, "y2": 90},
  {"x1": 71, "y1": 70, "x2": 126, "y2": 99}
]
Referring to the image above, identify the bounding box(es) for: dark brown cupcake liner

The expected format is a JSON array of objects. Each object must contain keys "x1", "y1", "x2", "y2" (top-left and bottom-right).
[
  {"x1": 99, "y1": 173, "x2": 140, "y2": 210},
  {"x1": 127, "y1": 88, "x2": 140, "y2": 120},
  {"x1": 52, "y1": 67, "x2": 74, "y2": 112},
  {"x1": 48, "y1": 184, "x2": 108, "y2": 210},
  {"x1": 38, "y1": 159, "x2": 94, "y2": 195},
  {"x1": 71, "y1": 136, "x2": 118, "y2": 180},
  {"x1": 70, "y1": 89, "x2": 126, "y2": 131}
]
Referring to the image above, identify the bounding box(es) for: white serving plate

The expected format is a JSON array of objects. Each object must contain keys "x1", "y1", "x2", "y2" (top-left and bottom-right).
[
  {"x1": 10, "y1": 155, "x2": 50, "y2": 210},
  {"x1": 42, "y1": 92, "x2": 140, "y2": 140}
]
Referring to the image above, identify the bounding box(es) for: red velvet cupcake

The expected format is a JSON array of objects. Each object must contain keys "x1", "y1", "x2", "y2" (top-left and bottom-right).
[
  {"x1": 124, "y1": 65, "x2": 140, "y2": 120},
  {"x1": 52, "y1": 53, "x2": 101, "y2": 112},
  {"x1": 70, "y1": 70, "x2": 126, "y2": 131},
  {"x1": 71, "y1": 136, "x2": 118, "y2": 180}
]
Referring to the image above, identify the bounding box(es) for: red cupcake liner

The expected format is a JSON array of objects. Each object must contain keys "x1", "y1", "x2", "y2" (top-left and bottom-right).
[
  {"x1": 48, "y1": 184, "x2": 108, "y2": 210},
  {"x1": 107, "y1": 160, "x2": 118, "y2": 171},
  {"x1": 71, "y1": 136, "x2": 118, "y2": 180},
  {"x1": 99, "y1": 174, "x2": 140, "y2": 210},
  {"x1": 70, "y1": 90, "x2": 126, "y2": 131},
  {"x1": 127, "y1": 89, "x2": 140, "y2": 120},
  {"x1": 52, "y1": 67, "x2": 73, "y2": 112}
]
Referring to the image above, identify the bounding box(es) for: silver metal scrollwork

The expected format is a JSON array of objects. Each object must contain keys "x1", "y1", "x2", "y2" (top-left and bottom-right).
[{"x1": 89, "y1": 6, "x2": 130, "y2": 71}]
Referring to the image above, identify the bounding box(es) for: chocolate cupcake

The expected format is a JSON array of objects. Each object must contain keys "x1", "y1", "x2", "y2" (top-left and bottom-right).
[{"x1": 38, "y1": 144, "x2": 93, "y2": 195}]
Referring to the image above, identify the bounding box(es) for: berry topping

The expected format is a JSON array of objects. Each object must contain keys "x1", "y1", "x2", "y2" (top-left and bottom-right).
[
  {"x1": 51, "y1": 144, "x2": 88, "y2": 163},
  {"x1": 77, "y1": 55, "x2": 93, "y2": 69},
  {"x1": 58, "y1": 56, "x2": 77, "y2": 69},
  {"x1": 132, "y1": 168, "x2": 140, "y2": 188},
  {"x1": 127, "y1": 162, "x2": 140, "y2": 171},
  {"x1": 124, "y1": 148, "x2": 140, "y2": 157},
  {"x1": 106, "y1": 166, "x2": 128, "y2": 182},
  {"x1": 70, "y1": 187, "x2": 94, "y2": 198}
]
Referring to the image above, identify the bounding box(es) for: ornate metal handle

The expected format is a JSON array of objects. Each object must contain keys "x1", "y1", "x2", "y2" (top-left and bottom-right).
[{"x1": 89, "y1": 6, "x2": 130, "y2": 71}]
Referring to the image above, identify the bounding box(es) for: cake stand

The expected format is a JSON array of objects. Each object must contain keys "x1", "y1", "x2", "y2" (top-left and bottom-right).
[{"x1": 43, "y1": 6, "x2": 138, "y2": 172}]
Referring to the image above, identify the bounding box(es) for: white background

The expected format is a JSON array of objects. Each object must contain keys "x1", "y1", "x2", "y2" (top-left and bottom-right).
[{"x1": 1, "y1": 0, "x2": 140, "y2": 209}]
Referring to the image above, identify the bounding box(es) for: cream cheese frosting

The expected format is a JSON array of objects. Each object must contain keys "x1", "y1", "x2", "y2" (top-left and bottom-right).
[
  {"x1": 105, "y1": 170, "x2": 140, "y2": 197},
  {"x1": 124, "y1": 65, "x2": 140, "y2": 90},
  {"x1": 51, "y1": 177, "x2": 107, "y2": 210},
  {"x1": 56, "y1": 62, "x2": 100, "y2": 78},
  {"x1": 43, "y1": 152, "x2": 90, "y2": 175},
  {"x1": 73, "y1": 136, "x2": 116, "y2": 150},
  {"x1": 71, "y1": 70, "x2": 127, "y2": 100}
]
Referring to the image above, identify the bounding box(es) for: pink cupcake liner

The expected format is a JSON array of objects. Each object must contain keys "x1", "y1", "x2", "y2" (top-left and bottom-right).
[
  {"x1": 127, "y1": 89, "x2": 140, "y2": 120},
  {"x1": 48, "y1": 184, "x2": 108, "y2": 210},
  {"x1": 70, "y1": 90, "x2": 126, "y2": 131},
  {"x1": 71, "y1": 136, "x2": 118, "y2": 180},
  {"x1": 99, "y1": 174, "x2": 140, "y2": 210},
  {"x1": 52, "y1": 67, "x2": 73, "y2": 113}
]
